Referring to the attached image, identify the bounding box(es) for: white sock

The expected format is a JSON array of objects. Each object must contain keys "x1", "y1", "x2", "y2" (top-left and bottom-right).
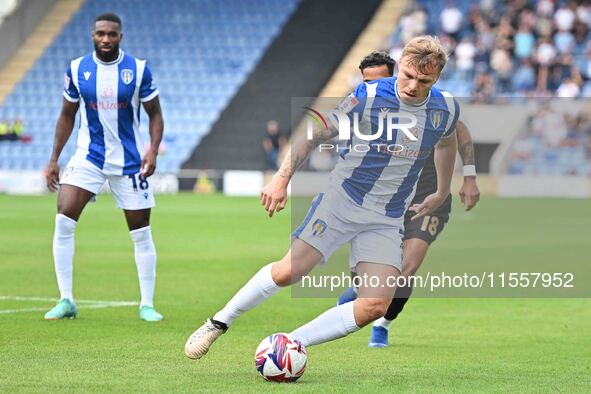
[
  {"x1": 213, "y1": 263, "x2": 281, "y2": 326},
  {"x1": 373, "y1": 317, "x2": 392, "y2": 330},
  {"x1": 290, "y1": 301, "x2": 359, "y2": 347},
  {"x1": 130, "y1": 226, "x2": 157, "y2": 308},
  {"x1": 52, "y1": 214, "x2": 76, "y2": 301}
]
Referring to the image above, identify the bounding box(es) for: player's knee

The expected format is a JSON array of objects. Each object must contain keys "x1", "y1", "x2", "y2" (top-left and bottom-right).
[
  {"x1": 56, "y1": 206, "x2": 78, "y2": 222},
  {"x1": 359, "y1": 298, "x2": 390, "y2": 322},
  {"x1": 271, "y1": 259, "x2": 291, "y2": 287}
]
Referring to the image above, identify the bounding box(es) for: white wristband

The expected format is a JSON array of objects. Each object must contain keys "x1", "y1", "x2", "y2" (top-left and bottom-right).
[{"x1": 463, "y1": 165, "x2": 476, "y2": 177}]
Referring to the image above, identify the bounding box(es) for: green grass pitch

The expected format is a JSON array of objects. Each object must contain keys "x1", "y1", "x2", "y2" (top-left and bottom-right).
[{"x1": 0, "y1": 193, "x2": 589, "y2": 392}]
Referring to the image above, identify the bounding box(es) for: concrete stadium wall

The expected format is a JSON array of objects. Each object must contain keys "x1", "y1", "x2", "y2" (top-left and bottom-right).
[{"x1": 0, "y1": 0, "x2": 57, "y2": 69}]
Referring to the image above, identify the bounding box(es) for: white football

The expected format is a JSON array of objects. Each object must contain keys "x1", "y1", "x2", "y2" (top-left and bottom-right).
[{"x1": 254, "y1": 333, "x2": 307, "y2": 382}]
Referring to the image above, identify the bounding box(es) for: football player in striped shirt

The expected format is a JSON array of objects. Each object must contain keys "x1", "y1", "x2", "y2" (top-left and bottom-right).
[
  {"x1": 336, "y1": 51, "x2": 481, "y2": 348},
  {"x1": 185, "y1": 36, "x2": 458, "y2": 359},
  {"x1": 44, "y1": 13, "x2": 164, "y2": 321}
]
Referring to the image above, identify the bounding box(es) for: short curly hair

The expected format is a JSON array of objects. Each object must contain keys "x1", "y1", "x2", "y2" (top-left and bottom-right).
[
  {"x1": 93, "y1": 12, "x2": 122, "y2": 30},
  {"x1": 358, "y1": 51, "x2": 396, "y2": 76}
]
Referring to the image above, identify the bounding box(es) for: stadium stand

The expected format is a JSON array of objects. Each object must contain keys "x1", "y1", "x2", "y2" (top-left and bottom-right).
[
  {"x1": 509, "y1": 101, "x2": 591, "y2": 175},
  {"x1": 184, "y1": 0, "x2": 383, "y2": 171},
  {"x1": 0, "y1": 0, "x2": 300, "y2": 172},
  {"x1": 385, "y1": 0, "x2": 591, "y2": 98},
  {"x1": 382, "y1": 0, "x2": 591, "y2": 175}
]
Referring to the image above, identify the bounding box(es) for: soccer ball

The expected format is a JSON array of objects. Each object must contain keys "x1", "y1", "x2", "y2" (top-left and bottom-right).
[{"x1": 254, "y1": 333, "x2": 307, "y2": 382}]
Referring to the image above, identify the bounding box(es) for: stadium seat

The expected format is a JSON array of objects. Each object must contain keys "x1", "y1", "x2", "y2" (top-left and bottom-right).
[{"x1": 0, "y1": 0, "x2": 300, "y2": 172}]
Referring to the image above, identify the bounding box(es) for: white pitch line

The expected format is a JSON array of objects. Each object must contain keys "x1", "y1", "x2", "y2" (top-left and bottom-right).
[
  {"x1": 0, "y1": 307, "x2": 49, "y2": 314},
  {"x1": 0, "y1": 295, "x2": 137, "y2": 315},
  {"x1": 0, "y1": 295, "x2": 137, "y2": 305},
  {"x1": 0, "y1": 301, "x2": 138, "y2": 315}
]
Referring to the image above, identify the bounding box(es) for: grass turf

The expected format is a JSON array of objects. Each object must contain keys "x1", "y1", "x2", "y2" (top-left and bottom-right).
[{"x1": 0, "y1": 194, "x2": 589, "y2": 393}]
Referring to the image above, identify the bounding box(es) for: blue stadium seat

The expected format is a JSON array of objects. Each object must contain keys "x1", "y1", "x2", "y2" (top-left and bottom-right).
[{"x1": 0, "y1": 0, "x2": 300, "y2": 172}]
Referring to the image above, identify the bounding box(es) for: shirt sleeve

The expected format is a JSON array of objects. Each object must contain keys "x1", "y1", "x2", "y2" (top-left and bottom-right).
[
  {"x1": 443, "y1": 97, "x2": 460, "y2": 137},
  {"x1": 329, "y1": 82, "x2": 367, "y2": 128},
  {"x1": 139, "y1": 64, "x2": 159, "y2": 102},
  {"x1": 63, "y1": 66, "x2": 79, "y2": 103}
]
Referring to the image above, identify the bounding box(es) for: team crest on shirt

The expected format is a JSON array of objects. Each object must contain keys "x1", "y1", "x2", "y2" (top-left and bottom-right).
[
  {"x1": 120, "y1": 69, "x2": 134, "y2": 85},
  {"x1": 311, "y1": 219, "x2": 327, "y2": 237},
  {"x1": 429, "y1": 110, "x2": 443, "y2": 129}
]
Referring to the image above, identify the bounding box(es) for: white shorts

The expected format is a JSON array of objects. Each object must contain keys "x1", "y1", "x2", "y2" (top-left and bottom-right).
[
  {"x1": 293, "y1": 190, "x2": 403, "y2": 272},
  {"x1": 60, "y1": 156, "x2": 155, "y2": 210}
]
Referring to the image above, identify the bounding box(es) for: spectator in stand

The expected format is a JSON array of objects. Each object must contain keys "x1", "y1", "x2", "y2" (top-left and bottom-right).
[
  {"x1": 536, "y1": 0, "x2": 554, "y2": 18},
  {"x1": 12, "y1": 118, "x2": 24, "y2": 141},
  {"x1": 386, "y1": 0, "x2": 591, "y2": 97},
  {"x1": 511, "y1": 135, "x2": 534, "y2": 161},
  {"x1": 554, "y1": 2, "x2": 576, "y2": 32},
  {"x1": 490, "y1": 44, "x2": 513, "y2": 93},
  {"x1": 535, "y1": 15, "x2": 554, "y2": 38},
  {"x1": 581, "y1": 45, "x2": 591, "y2": 81},
  {"x1": 399, "y1": 6, "x2": 428, "y2": 44},
  {"x1": 440, "y1": 1, "x2": 463, "y2": 42},
  {"x1": 557, "y1": 76, "x2": 581, "y2": 97},
  {"x1": 513, "y1": 58, "x2": 537, "y2": 92},
  {"x1": 472, "y1": 71, "x2": 495, "y2": 103},
  {"x1": 518, "y1": 8, "x2": 538, "y2": 31},
  {"x1": 0, "y1": 118, "x2": 8, "y2": 141},
  {"x1": 473, "y1": 40, "x2": 491, "y2": 71},
  {"x1": 573, "y1": 19, "x2": 589, "y2": 48},
  {"x1": 262, "y1": 120, "x2": 286, "y2": 170},
  {"x1": 455, "y1": 36, "x2": 476, "y2": 80},
  {"x1": 535, "y1": 37, "x2": 557, "y2": 66},
  {"x1": 577, "y1": 2, "x2": 591, "y2": 27},
  {"x1": 554, "y1": 27, "x2": 576, "y2": 55},
  {"x1": 496, "y1": 16, "x2": 515, "y2": 43},
  {"x1": 514, "y1": 25, "x2": 535, "y2": 59}
]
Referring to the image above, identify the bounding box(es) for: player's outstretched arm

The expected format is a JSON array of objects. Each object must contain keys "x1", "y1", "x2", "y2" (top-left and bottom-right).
[
  {"x1": 409, "y1": 130, "x2": 457, "y2": 220},
  {"x1": 261, "y1": 122, "x2": 338, "y2": 218},
  {"x1": 47, "y1": 99, "x2": 79, "y2": 192},
  {"x1": 141, "y1": 97, "x2": 163, "y2": 178},
  {"x1": 456, "y1": 120, "x2": 480, "y2": 211}
]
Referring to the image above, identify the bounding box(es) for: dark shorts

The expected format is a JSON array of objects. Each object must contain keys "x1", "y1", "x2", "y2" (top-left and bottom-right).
[{"x1": 403, "y1": 203, "x2": 450, "y2": 245}]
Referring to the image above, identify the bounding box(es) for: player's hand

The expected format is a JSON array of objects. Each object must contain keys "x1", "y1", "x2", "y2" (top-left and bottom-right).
[
  {"x1": 260, "y1": 175, "x2": 289, "y2": 218},
  {"x1": 141, "y1": 148, "x2": 157, "y2": 178},
  {"x1": 409, "y1": 192, "x2": 446, "y2": 221},
  {"x1": 46, "y1": 161, "x2": 60, "y2": 192},
  {"x1": 459, "y1": 177, "x2": 480, "y2": 211}
]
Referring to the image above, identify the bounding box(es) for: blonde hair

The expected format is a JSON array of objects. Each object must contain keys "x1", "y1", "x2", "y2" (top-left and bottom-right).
[{"x1": 401, "y1": 35, "x2": 448, "y2": 74}]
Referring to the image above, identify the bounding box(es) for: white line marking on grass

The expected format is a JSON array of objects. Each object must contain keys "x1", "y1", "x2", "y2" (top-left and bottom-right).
[
  {"x1": 0, "y1": 295, "x2": 137, "y2": 314},
  {"x1": 0, "y1": 307, "x2": 49, "y2": 314},
  {"x1": 0, "y1": 295, "x2": 137, "y2": 304}
]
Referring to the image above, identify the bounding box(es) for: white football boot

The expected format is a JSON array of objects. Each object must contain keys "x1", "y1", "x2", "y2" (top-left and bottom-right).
[{"x1": 184, "y1": 319, "x2": 227, "y2": 359}]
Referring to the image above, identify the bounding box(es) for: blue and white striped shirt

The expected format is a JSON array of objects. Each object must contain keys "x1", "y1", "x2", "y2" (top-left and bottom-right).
[
  {"x1": 63, "y1": 50, "x2": 159, "y2": 175},
  {"x1": 330, "y1": 77, "x2": 459, "y2": 218}
]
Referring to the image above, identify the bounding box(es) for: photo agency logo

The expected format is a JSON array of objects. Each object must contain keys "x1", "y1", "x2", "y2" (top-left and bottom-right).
[{"x1": 304, "y1": 98, "x2": 418, "y2": 155}]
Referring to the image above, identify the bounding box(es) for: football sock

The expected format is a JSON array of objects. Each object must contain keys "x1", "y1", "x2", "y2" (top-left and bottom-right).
[
  {"x1": 130, "y1": 226, "x2": 157, "y2": 308},
  {"x1": 213, "y1": 263, "x2": 280, "y2": 326},
  {"x1": 52, "y1": 214, "x2": 77, "y2": 301},
  {"x1": 350, "y1": 270, "x2": 358, "y2": 293},
  {"x1": 372, "y1": 317, "x2": 393, "y2": 330},
  {"x1": 379, "y1": 281, "x2": 415, "y2": 325},
  {"x1": 290, "y1": 301, "x2": 359, "y2": 347}
]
